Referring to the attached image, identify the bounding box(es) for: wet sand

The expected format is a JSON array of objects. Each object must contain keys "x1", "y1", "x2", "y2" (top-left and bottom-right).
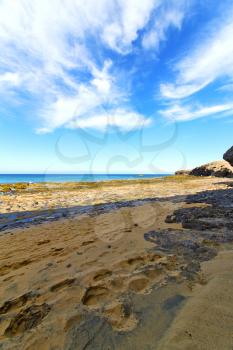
[
  {"x1": 158, "y1": 249, "x2": 233, "y2": 350},
  {"x1": 0, "y1": 176, "x2": 233, "y2": 349}
]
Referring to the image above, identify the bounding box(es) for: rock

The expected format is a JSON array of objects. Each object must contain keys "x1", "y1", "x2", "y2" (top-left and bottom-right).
[
  {"x1": 223, "y1": 146, "x2": 233, "y2": 166},
  {"x1": 175, "y1": 170, "x2": 190, "y2": 176},
  {"x1": 190, "y1": 160, "x2": 233, "y2": 178}
]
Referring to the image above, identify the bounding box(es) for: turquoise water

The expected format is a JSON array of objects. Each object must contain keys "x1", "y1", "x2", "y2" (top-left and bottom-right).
[{"x1": 0, "y1": 174, "x2": 170, "y2": 184}]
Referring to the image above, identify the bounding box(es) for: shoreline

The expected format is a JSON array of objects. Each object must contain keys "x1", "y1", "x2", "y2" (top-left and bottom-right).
[
  {"x1": 0, "y1": 174, "x2": 176, "y2": 193},
  {"x1": 0, "y1": 174, "x2": 170, "y2": 187}
]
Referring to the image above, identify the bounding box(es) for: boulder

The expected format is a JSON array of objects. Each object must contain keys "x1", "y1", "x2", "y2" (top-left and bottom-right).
[
  {"x1": 223, "y1": 146, "x2": 233, "y2": 166},
  {"x1": 175, "y1": 170, "x2": 190, "y2": 176},
  {"x1": 190, "y1": 160, "x2": 233, "y2": 178}
]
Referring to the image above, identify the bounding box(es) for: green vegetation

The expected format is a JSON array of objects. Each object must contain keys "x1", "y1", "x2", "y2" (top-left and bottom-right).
[
  {"x1": 0, "y1": 175, "x2": 199, "y2": 194},
  {"x1": 162, "y1": 174, "x2": 198, "y2": 182},
  {"x1": 0, "y1": 183, "x2": 29, "y2": 193}
]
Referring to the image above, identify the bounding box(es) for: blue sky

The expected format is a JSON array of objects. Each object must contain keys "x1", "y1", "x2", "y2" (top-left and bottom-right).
[{"x1": 0, "y1": 0, "x2": 233, "y2": 174}]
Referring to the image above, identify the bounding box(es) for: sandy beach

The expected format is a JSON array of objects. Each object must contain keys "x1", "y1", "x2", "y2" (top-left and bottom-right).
[{"x1": 0, "y1": 176, "x2": 233, "y2": 349}]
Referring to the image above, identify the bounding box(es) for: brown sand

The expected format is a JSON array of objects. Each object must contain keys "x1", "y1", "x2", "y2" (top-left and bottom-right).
[{"x1": 0, "y1": 176, "x2": 232, "y2": 349}]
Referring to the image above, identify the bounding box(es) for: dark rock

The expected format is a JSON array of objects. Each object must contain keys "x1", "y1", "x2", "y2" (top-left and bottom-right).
[
  {"x1": 223, "y1": 145, "x2": 233, "y2": 166},
  {"x1": 190, "y1": 160, "x2": 233, "y2": 178},
  {"x1": 175, "y1": 170, "x2": 190, "y2": 175},
  {"x1": 166, "y1": 206, "x2": 233, "y2": 237},
  {"x1": 181, "y1": 261, "x2": 201, "y2": 280}
]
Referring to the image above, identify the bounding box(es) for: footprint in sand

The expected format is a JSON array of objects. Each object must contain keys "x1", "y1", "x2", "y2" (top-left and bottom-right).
[
  {"x1": 128, "y1": 276, "x2": 150, "y2": 293},
  {"x1": 92, "y1": 269, "x2": 112, "y2": 282},
  {"x1": 4, "y1": 303, "x2": 51, "y2": 336},
  {"x1": 0, "y1": 291, "x2": 38, "y2": 315},
  {"x1": 103, "y1": 300, "x2": 138, "y2": 332},
  {"x1": 50, "y1": 278, "x2": 76, "y2": 292},
  {"x1": 82, "y1": 285, "x2": 110, "y2": 307}
]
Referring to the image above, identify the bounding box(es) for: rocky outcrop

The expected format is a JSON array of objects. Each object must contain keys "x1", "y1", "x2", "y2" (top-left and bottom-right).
[
  {"x1": 223, "y1": 146, "x2": 233, "y2": 166},
  {"x1": 175, "y1": 170, "x2": 190, "y2": 176},
  {"x1": 190, "y1": 160, "x2": 233, "y2": 178}
]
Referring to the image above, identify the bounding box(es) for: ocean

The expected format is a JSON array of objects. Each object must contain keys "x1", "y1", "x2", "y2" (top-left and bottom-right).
[{"x1": 0, "y1": 174, "x2": 170, "y2": 184}]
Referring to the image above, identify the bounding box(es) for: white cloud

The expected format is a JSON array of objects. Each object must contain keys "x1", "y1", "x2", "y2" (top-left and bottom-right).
[
  {"x1": 68, "y1": 108, "x2": 151, "y2": 131},
  {"x1": 0, "y1": 72, "x2": 21, "y2": 87},
  {"x1": 102, "y1": 0, "x2": 158, "y2": 53},
  {"x1": 160, "y1": 81, "x2": 212, "y2": 100},
  {"x1": 0, "y1": 0, "x2": 190, "y2": 132},
  {"x1": 39, "y1": 100, "x2": 151, "y2": 133},
  {"x1": 142, "y1": 1, "x2": 186, "y2": 50},
  {"x1": 160, "y1": 103, "x2": 233, "y2": 122},
  {"x1": 218, "y1": 83, "x2": 233, "y2": 93},
  {"x1": 160, "y1": 8, "x2": 233, "y2": 99},
  {"x1": 0, "y1": 0, "x2": 162, "y2": 131},
  {"x1": 38, "y1": 70, "x2": 117, "y2": 132}
]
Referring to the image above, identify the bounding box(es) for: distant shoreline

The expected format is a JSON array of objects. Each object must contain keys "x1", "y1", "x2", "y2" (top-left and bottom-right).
[{"x1": 0, "y1": 173, "x2": 171, "y2": 185}]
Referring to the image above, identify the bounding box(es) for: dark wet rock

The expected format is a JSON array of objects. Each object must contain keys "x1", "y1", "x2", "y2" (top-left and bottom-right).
[
  {"x1": 223, "y1": 145, "x2": 233, "y2": 166},
  {"x1": 144, "y1": 228, "x2": 217, "y2": 281},
  {"x1": 162, "y1": 294, "x2": 186, "y2": 311},
  {"x1": 183, "y1": 188, "x2": 233, "y2": 208},
  {"x1": 166, "y1": 206, "x2": 233, "y2": 237},
  {"x1": 5, "y1": 303, "x2": 51, "y2": 336},
  {"x1": 64, "y1": 315, "x2": 116, "y2": 350},
  {"x1": 181, "y1": 261, "x2": 201, "y2": 280},
  {"x1": 190, "y1": 160, "x2": 233, "y2": 178}
]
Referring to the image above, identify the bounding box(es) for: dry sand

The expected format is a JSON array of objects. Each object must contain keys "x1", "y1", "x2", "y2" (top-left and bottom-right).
[{"x1": 0, "y1": 176, "x2": 232, "y2": 349}]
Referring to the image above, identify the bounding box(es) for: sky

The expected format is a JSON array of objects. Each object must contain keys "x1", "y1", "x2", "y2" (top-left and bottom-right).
[{"x1": 0, "y1": 0, "x2": 233, "y2": 174}]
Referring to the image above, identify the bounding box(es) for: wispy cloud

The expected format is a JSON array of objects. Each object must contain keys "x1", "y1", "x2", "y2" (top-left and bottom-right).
[
  {"x1": 160, "y1": 103, "x2": 233, "y2": 122},
  {"x1": 158, "y1": 3, "x2": 233, "y2": 124},
  {"x1": 67, "y1": 108, "x2": 151, "y2": 131},
  {"x1": 142, "y1": 0, "x2": 187, "y2": 50},
  {"x1": 160, "y1": 7, "x2": 233, "y2": 99},
  {"x1": 0, "y1": 0, "x2": 189, "y2": 132},
  {"x1": 102, "y1": 0, "x2": 159, "y2": 54}
]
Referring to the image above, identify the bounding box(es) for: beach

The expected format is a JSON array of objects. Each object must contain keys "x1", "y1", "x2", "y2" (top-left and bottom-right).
[{"x1": 0, "y1": 175, "x2": 233, "y2": 349}]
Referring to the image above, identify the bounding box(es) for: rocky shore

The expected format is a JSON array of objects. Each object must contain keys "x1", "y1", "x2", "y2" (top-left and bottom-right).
[{"x1": 176, "y1": 145, "x2": 233, "y2": 178}]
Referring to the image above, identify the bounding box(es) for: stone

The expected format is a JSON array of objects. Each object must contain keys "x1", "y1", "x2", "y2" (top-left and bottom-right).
[
  {"x1": 190, "y1": 160, "x2": 233, "y2": 178},
  {"x1": 223, "y1": 146, "x2": 233, "y2": 166},
  {"x1": 175, "y1": 170, "x2": 190, "y2": 176}
]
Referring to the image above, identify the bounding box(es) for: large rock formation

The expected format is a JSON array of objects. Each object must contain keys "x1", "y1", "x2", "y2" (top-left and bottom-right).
[
  {"x1": 190, "y1": 160, "x2": 233, "y2": 178},
  {"x1": 223, "y1": 146, "x2": 233, "y2": 166}
]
